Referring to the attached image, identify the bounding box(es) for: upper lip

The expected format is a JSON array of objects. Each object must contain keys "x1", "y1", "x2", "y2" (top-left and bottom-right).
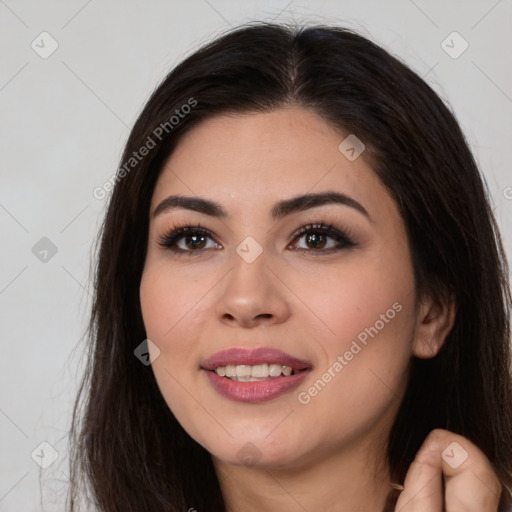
[{"x1": 201, "y1": 347, "x2": 312, "y2": 372}]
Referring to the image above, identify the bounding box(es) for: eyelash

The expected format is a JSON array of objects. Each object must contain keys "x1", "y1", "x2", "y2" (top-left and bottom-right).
[{"x1": 157, "y1": 221, "x2": 357, "y2": 256}]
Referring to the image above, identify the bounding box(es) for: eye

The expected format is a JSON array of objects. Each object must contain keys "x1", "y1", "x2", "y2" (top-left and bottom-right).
[
  {"x1": 289, "y1": 223, "x2": 356, "y2": 253},
  {"x1": 157, "y1": 221, "x2": 357, "y2": 256},
  {"x1": 157, "y1": 224, "x2": 221, "y2": 254}
]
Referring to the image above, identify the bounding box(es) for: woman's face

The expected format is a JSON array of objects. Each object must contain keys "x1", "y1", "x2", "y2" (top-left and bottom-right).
[{"x1": 140, "y1": 106, "x2": 421, "y2": 471}]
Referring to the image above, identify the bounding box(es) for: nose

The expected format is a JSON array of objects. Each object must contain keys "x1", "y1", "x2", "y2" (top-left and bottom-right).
[{"x1": 214, "y1": 249, "x2": 291, "y2": 328}]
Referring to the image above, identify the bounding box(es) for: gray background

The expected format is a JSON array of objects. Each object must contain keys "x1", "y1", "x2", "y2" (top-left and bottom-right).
[{"x1": 1, "y1": 1, "x2": 511, "y2": 510}]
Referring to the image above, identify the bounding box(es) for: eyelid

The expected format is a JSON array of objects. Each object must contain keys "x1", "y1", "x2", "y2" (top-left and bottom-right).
[
  {"x1": 288, "y1": 213, "x2": 358, "y2": 242},
  {"x1": 156, "y1": 223, "x2": 219, "y2": 251},
  {"x1": 288, "y1": 222, "x2": 357, "y2": 251}
]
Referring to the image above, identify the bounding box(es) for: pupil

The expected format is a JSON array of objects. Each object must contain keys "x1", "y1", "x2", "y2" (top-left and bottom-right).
[
  {"x1": 187, "y1": 235, "x2": 206, "y2": 250},
  {"x1": 306, "y1": 233, "x2": 326, "y2": 249}
]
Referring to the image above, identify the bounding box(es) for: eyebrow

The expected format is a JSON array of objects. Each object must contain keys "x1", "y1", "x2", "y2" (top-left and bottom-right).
[{"x1": 152, "y1": 191, "x2": 370, "y2": 221}]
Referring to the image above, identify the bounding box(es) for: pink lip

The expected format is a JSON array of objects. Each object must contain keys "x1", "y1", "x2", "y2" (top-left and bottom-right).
[
  {"x1": 201, "y1": 347, "x2": 312, "y2": 372},
  {"x1": 203, "y1": 369, "x2": 311, "y2": 403},
  {"x1": 201, "y1": 347, "x2": 313, "y2": 403}
]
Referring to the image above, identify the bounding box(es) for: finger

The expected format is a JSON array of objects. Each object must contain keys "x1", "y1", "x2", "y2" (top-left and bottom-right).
[
  {"x1": 395, "y1": 429, "x2": 502, "y2": 512},
  {"x1": 394, "y1": 430, "x2": 444, "y2": 512},
  {"x1": 433, "y1": 429, "x2": 502, "y2": 511}
]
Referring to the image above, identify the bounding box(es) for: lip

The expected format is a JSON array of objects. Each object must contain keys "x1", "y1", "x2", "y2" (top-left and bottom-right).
[
  {"x1": 201, "y1": 347, "x2": 313, "y2": 403},
  {"x1": 201, "y1": 347, "x2": 312, "y2": 372},
  {"x1": 203, "y1": 369, "x2": 311, "y2": 403}
]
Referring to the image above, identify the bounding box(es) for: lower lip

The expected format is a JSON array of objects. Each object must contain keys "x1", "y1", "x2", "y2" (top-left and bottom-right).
[{"x1": 203, "y1": 369, "x2": 311, "y2": 403}]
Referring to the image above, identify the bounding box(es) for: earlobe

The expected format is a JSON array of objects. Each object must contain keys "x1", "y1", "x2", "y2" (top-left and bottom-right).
[{"x1": 413, "y1": 293, "x2": 457, "y2": 359}]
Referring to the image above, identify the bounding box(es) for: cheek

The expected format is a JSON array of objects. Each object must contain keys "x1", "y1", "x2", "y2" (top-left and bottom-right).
[
  {"x1": 289, "y1": 247, "x2": 415, "y2": 348},
  {"x1": 139, "y1": 263, "x2": 216, "y2": 438},
  {"x1": 289, "y1": 249, "x2": 416, "y2": 404},
  {"x1": 139, "y1": 260, "x2": 213, "y2": 342},
  {"x1": 138, "y1": 262, "x2": 214, "y2": 397}
]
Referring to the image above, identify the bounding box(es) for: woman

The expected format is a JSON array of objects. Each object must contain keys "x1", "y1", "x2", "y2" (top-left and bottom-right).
[{"x1": 69, "y1": 23, "x2": 512, "y2": 511}]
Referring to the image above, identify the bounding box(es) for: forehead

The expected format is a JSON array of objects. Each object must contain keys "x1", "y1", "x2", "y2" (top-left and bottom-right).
[{"x1": 151, "y1": 107, "x2": 388, "y2": 217}]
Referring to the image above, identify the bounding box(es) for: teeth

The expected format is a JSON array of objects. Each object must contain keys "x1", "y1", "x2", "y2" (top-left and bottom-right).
[
  {"x1": 213, "y1": 363, "x2": 295, "y2": 381},
  {"x1": 235, "y1": 365, "x2": 252, "y2": 377},
  {"x1": 251, "y1": 363, "x2": 268, "y2": 378},
  {"x1": 282, "y1": 366, "x2": 292, "y2": 376},
  {"x1": 268, "y1": 364, "x2": 282, "y2": 377}
]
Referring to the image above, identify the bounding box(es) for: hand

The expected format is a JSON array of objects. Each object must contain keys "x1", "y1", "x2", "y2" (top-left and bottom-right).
[{"x1": 394, "y1": 428, "x2": 502, "y2": 511}]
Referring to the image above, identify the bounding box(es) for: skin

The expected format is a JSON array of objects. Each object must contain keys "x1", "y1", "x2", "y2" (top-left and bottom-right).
[{"x1": 139, "y1": 106, "x2": 501, "y2": 511}]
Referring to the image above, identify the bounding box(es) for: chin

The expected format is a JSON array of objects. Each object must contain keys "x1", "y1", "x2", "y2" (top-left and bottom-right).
[{"x1": 205, "y1": 431, "x2": 306, "y2": 470}]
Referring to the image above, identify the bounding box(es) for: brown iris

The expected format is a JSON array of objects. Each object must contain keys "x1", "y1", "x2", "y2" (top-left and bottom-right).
[
  {"x1": 305, "y1": 233, "x2": 327, "y2": 249},
  {"x1": 186, "y1": 235, "x2": 207, "y2": 250}
]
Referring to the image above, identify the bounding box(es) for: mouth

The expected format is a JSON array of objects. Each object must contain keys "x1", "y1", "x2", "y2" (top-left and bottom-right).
[
  {"x1": 211, "y1": 363, "x2": 300, "y2": 382},
  {"x1": 201, "y1": 347, "x2": 312, "y2": 402}
]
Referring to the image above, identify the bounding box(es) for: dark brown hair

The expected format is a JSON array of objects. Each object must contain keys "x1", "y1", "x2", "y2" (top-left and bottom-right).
[{"x1": 68, "y1": 22, "x2": 512, "y2": 511}]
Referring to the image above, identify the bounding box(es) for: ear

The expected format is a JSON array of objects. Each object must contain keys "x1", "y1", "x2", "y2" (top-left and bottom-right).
[{"x1": 413, "y1": 292, "x2": 457, "y2": 359}]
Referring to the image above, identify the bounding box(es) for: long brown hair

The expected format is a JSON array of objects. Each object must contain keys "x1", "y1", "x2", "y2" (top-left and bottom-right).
[{"x1": 68, "y1": 22, "x2": 512, "y2": 511}]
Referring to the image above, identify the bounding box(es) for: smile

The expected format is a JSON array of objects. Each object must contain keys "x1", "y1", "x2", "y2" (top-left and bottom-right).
[
  {"x1": 213, "y1": 363, "x2": 294, "y2": 381},
  {"x1": 201, "y1": 347, "x2": 312, "y2": 402}
]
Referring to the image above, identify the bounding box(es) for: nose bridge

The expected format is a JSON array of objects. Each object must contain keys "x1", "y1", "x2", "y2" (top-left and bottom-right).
[
  {"x1": 225, "y1": 241, "x2": 271, "y2": 301},
  {"x1": 214, "y1": 240, "x2": 289, "y2": 326}
]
